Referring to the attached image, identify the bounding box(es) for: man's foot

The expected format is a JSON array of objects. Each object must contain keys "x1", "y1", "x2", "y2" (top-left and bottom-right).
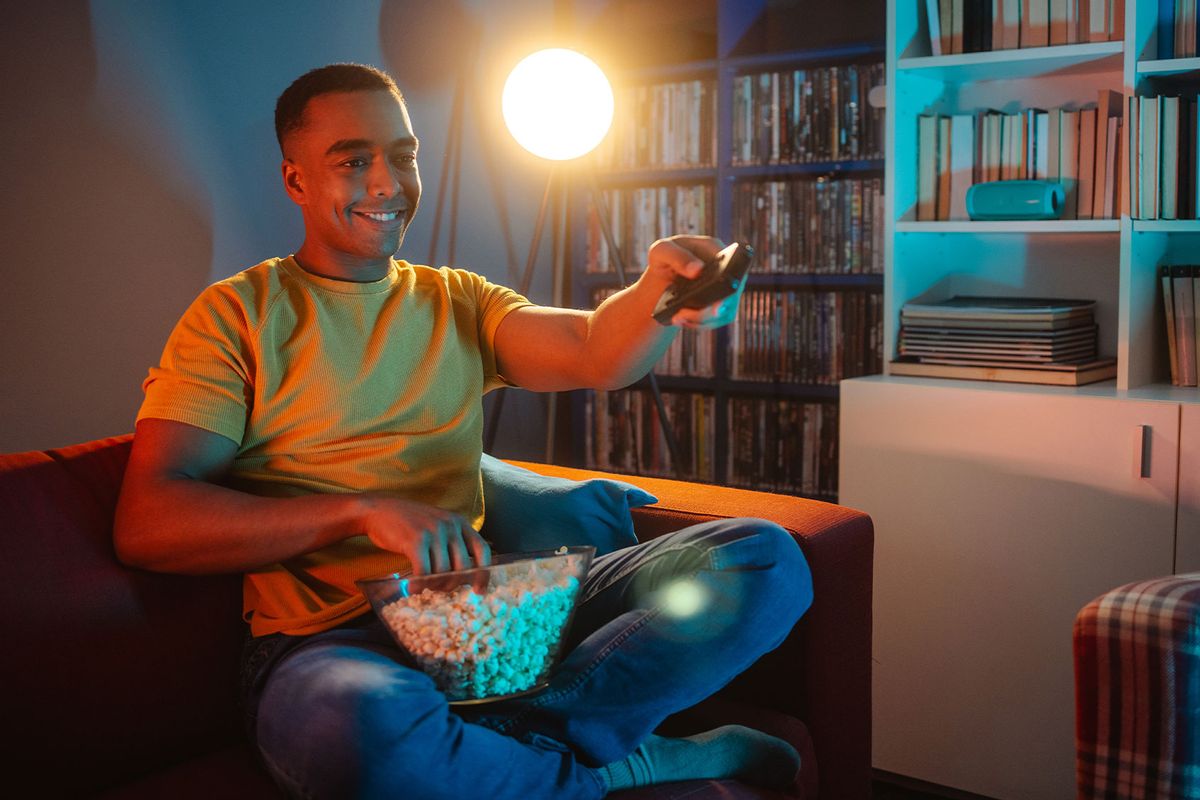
[{"x1": 596, "y1": 725, "x2": 801, "y2": 792}]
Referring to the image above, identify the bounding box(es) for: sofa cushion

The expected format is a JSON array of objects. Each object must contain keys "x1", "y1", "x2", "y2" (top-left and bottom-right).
[
  {"x1": 1, "y1": 435, "x2": 247, "y2": 796},
  {"x1": 480, "y1": 453, "x2": 656, "y2": 555}
]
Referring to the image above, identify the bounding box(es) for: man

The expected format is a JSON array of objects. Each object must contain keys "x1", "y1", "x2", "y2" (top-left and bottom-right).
[{"x1": 115, "y1": 63, "x2": 812, "y2": 800}]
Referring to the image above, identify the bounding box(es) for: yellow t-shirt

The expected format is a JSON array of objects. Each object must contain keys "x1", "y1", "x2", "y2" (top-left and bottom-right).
[{"x1": 137, "y1": 256, "x2": 532, "y2": 636}]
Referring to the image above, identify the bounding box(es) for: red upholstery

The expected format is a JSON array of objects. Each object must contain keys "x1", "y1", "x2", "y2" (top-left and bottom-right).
[{"x1": 2, "y1": 437, "x2": 872, "y2": 799}]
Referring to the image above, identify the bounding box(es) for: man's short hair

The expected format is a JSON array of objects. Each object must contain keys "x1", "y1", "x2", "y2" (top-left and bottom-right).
[{"x1": 274, "y1": 63, "x2": 404, "y2": 154}]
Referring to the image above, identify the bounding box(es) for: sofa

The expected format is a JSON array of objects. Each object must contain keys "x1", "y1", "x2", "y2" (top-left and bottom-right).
[
  {"x1": 3, "y1": 434, "x2": 873, "y2": 799},
  {"x1": 1074, "y1": 574, "x2": 1200, "y2": 800}
]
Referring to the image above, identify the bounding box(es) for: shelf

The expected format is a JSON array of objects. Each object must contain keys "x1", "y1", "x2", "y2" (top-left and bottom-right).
[
  {"x1": 579, "y1": 271, "x2": 882, "y2": 288},
  {"x1": 725, "y1": 159, "x2": 885, "y2": 179},
  {"x1": 631, "y1": 374, "x2": 843, "y2": 400},
  {"x1": 896, "y1": 219, "x2": 1121, "y2": 233},
  {"x1": 1132, "y1": 219, "x2": 1200, "y2": 232},
  {"x1": 594, "y1": 167, "x2": 717, "y2": 185},
  {"x1": 1137, "y1": 57, "x2": 1200, "y2": 78},
  {"x1": 723, "y1": 43, "x2": 884, "y2": 72},
  {"x1": 897, "y1": 41, "x2": 1123, "y2": 81}
]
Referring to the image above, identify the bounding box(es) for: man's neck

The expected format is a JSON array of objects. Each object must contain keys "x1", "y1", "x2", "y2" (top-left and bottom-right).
[{"x1": 293, "y1": 243, "x2": 393, "y2": 283}]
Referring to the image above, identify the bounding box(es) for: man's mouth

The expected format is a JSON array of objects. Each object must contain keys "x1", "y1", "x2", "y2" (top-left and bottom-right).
[{"x1": 354, "y1": 209, "x2": 407, "y2": 224}]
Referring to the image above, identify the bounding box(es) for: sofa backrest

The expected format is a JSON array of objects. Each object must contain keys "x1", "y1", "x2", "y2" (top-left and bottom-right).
[{"x1": 0, "y1": 434, "x2": 246, "y2": 795}]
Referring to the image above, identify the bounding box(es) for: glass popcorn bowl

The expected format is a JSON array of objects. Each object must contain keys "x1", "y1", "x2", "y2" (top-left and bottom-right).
[{"x1": 357, "y1": 545, "x2": 595, "y2": 705}]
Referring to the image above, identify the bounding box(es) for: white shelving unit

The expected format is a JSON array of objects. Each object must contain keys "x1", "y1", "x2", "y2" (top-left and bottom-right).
[{"x1": 841, "y1": 1, "x2": 1200, "y2": 798}]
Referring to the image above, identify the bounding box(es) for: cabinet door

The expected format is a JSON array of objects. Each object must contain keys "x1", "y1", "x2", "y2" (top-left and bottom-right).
[
  {"x1": 839, "y1": 378, "x2": 1180, "y2": 800},
  {"x1": 1177, "y1": 403, "x2": 1200, "y2": 573}
]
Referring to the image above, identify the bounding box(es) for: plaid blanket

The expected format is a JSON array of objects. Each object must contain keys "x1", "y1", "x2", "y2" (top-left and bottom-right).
[{"x1": 1075, "y1": 574, "x2": 1200, "y2": 799}]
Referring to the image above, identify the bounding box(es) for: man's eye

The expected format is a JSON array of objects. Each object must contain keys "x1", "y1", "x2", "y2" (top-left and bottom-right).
[
  {"x1": 342, "y1": 158, "x2": 367, "y2": 168},
  {"x1": 395, "y1": 153, "x2": 417, "y2": 168}
]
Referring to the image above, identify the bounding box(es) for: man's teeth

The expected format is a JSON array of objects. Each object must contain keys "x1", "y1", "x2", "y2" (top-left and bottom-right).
[{"x1": 361, "y1": 211, "x2": 403, "y2": 221}]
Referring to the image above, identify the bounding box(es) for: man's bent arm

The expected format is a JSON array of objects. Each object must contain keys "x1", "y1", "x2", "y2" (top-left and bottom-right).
[
  {"x1": 494, "y1": 235, "x2": 731, "y2": 391},
  {"x1": 114, "y1": 419, "x2": 488, "y2": 576}
]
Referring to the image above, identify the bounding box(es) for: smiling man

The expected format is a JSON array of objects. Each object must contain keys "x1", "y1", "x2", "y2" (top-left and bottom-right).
[{"x1": 114, "y1": 63, "x2": 812, "y2": 800}]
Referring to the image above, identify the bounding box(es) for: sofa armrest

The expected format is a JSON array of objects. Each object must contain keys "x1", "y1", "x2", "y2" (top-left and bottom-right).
[{"x1": 505, "y1": 461, "x2": 874, "y2": 800}]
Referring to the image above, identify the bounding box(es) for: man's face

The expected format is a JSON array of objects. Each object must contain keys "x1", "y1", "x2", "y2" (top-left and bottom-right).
[{"x1": 282, "y1": 89, "x2": 421, "y2": 270}]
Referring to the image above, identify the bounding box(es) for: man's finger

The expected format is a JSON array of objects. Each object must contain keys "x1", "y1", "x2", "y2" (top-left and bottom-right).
[
  {"x1": 464, "y1": 526, "x2": 493, "y2": 568},
  {"x1": 446, "y1": 525, "x2": 474, "y2": 572}
]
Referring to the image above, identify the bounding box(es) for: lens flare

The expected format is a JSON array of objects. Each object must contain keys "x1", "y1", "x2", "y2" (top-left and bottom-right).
[
  {"x1": 502, "y1": 48, "x2": 614, "y2": 161},
  {"x1": 661, "y1": 579, "x2": 707, "y2": 618}
]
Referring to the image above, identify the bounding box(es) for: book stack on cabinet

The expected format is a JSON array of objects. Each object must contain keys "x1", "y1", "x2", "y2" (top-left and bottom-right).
[
  {"x1": 570, "y1": 2, "x2": 885, "y2": 502},
  {"x1": 838, "y1": 0, "x2": 1200, "y2": 798}
]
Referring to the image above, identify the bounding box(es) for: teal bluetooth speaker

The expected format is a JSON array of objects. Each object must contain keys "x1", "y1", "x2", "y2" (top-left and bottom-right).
[{"x1": 965, "y1": 180, "x2": 1065, "y2": 220}]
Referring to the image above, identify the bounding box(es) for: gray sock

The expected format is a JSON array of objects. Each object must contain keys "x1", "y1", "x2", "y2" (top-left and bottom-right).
[{"x1": 596, "y1": 725, "x2": 801, "y2": 792}]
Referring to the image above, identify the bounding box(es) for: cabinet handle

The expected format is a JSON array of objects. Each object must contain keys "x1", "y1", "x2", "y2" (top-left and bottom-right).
[{"x1": 1133, "y1": 425, "x2": 1152, "y2": 479}]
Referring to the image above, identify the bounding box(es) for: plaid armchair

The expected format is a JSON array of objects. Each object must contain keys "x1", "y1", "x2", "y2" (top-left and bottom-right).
[{"x1": 1074, "y1": 574, "x2": 1200, "y2": 800}]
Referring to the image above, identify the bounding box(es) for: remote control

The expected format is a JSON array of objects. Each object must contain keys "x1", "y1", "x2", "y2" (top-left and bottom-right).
[{"x1": 652, "y1": 242, "x2": 754, "y2": 325}]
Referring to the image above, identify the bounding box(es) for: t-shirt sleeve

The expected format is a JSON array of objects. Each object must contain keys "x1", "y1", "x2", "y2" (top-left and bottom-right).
[
  {"x1": 136, "y1": 284, "x2": 254, "y2": 444},
  {"x1": 458, "y1": 270, "x2": 533, "y2": 392}
]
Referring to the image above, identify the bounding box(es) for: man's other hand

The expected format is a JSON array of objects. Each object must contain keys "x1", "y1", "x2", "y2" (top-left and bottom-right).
[
  {"x1": 355, "y1": 495, "x2": 492, "y2": 575},
  {"x1": 645, "y1": 234, "x2": 746, "y2": 329}
]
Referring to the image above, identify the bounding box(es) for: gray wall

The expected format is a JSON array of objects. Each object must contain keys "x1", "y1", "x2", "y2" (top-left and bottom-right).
[{"x1": 1, "y1": 0, "x2": 566, "y2": 458}]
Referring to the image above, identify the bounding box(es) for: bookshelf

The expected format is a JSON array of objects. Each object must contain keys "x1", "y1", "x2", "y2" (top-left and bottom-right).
[
  {"x1": 839, "y1": 0, "x2": 1200, "y2": 797},
  {"x1": 567, "y1": 0, "x2": 886, "y2": 503}
]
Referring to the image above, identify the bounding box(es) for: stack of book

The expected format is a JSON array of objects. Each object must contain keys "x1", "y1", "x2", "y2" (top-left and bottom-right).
[
  {"x1": 890, "y1": 295, "x2": 1117, "y2": 385},
  {"x1": 1162, "y1": 265, "x2": 1200, "y2": 387},
  {"x1": 924, "y1": 0, "x2": 1124, "y2": 55},
  {"x1": 917, "y1": 89, "x2": 1123, "y2": 220},
  {"x1": 1129, "y1": 95, "x2": 1200, "y2": 220}
]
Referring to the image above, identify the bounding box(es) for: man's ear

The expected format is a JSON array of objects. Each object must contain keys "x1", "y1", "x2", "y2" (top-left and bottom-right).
[{"x1": 282, "y1": 159, "x2": 305, "y2": 205}]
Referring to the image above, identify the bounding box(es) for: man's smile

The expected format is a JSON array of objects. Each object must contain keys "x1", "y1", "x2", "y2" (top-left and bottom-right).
[{"x1": 354, "y1": 209, "x2": 407, "y2": 223}]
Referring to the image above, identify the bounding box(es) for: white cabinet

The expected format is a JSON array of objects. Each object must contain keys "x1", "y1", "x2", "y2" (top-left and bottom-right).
[{"x1": 840, "y1": 376, "x2": 1181, "y2": 799}]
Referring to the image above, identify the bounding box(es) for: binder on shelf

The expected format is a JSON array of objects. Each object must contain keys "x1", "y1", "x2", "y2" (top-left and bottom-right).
[
  {"x1": 1159, "y1": 0, "x2": 1175, "y2": 58},
  {"x1": 1093, "y1": 89, "x2": 1123, "y2": 218},
  {"x1": 1022, "y1": 0, "x2": 1051, "y2": 46},
  {"x1": 1163, "y1": 265, "x2": 1180, "y2": 385}
]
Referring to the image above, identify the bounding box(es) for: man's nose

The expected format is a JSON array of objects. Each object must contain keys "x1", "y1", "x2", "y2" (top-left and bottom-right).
[{"x1": 368, "y1": 160, "x2": 402, "y2": 198}]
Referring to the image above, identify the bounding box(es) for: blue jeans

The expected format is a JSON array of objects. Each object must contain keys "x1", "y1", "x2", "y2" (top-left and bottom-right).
[{"x1": 242, "y1": 518, "x2": 812, "y2": 800}]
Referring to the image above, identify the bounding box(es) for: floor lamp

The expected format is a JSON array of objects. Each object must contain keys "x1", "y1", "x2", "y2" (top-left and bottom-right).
[{"x1": 472, "y1": 48, "x2": 684, "y2": 473}]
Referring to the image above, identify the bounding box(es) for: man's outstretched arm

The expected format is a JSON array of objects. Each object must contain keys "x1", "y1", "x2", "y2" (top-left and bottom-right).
[
  {"x1": 114, "y1": 418, "x2": 490, "y2": 575},
  {"x1": 493, "y1": 235, "x2": 743, "y2": 392}
]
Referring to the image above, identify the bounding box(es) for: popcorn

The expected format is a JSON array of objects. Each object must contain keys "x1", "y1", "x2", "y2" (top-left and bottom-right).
[{"x1": 379, "y1": 552, "x2": 587, "y2": 701}]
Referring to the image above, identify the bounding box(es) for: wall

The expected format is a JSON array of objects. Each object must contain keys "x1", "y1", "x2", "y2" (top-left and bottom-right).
[{"x1": 0, "y1": 0, "x2": 566, "y2": 457}]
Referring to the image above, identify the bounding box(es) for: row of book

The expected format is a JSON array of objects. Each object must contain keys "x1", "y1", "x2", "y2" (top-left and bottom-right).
[
  {"x1": 730, "y1": 63, "x2": 885, "y2": 166},
  {"x1": 585, "y1": 184, "x2": 713, "y2": 273},
  {"x1": 916, "y1": 90, "x2": 1124, "y2": 220},
  {"x1": 730, "y1": 290, "x2": 884, "y2": 384},
  {"x1": 582, "y1": 389, "x2": 840, "y2": 499},
  {"x1": 592, "y1": 288, "x2": 717, "y2": 377},
  {"x1": 925, "y1": 0, "x2": 1124, "y2": 55},
  {"x1": 1129, "y1": 95, "x2": 1200, "y2": 220},
  {"x1": 1158, "y1": 0, "x2": 1200, "y2": 59},
  {"x1": 726, "y1": 397, "x2": 839, "y2": 499},
  {"x1": 890, "y1": 295, "x2": 1118, "y2": 385},
  {"x1": 732, "y1": 177, "x2": 884, "y2": 274},
  {"x1": 585, "y1": 390, "x2": 716, "y2": 481},
  {"x1": 1162, "y1": 265, "x2": 1200, "y2": 387},
  {"x1": 595, "y1": 79, "x2": 717, "y2": 171}
]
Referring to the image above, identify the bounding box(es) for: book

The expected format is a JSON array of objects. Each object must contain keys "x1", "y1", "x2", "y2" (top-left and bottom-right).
[
  {"x1": 1163, "y1": 265, "x2": 1180, "y2": 385},
  {"x1": 1161, "y1": 0, "x2": 1177, "y2": 58},
  {"x1": 1077, "y1": 107, "x2": 1098, "y2": 218},
  {"x1": 951, "y1": 0, "x2": 966, "y2": 52},
  {"x1": 1002, "y1": 0, "x2": 1022, "y2": 47},
  {"x1": 1049, "y1": 0, "x2": 1069, "y2": 43},
  {"x1": 1140, "y1": 96, "x2": 1160, "y2": 219},
  {"x1": 1161, "y1": 95, "x2": 1181, "y2": 220},
  {"x1": 1175, "y1": 265, "x2": 1198, "y2": 385},
  {"x1": 889, "y1": 357, "x2": 1118, "y2": 385},
  {"x1": 928, "y1": 0, "x2": 946, "y2": 54},
  {"x1": 993, "y1": 0, "x2": 1007, "y2": 50},
  {"x1": 1092, "y1": 89, "x2": 1123, "y2": 218},
  {"x1": 1023, "y1": 0, "x2": 1051, "y2": 46},
  {"x1": 901, "y1": 295, "x2": 1097, "y2": 321},
  {"x1": 1060, "y1": 108, "x2": 1080, "y2": 218},
  {"x1": 1090, "y1": 0, "x2": 1112, "y2": 41},
  {"x1": 1102, "y1": 114, "x2": 1120, "y2": 218},
  {"x1": 949, "y1": 114, "x2": 975, "y2": 220},
  {"x1": 918, "y1": 115, "x2": 939, "y2": 220},
  {"x1": 937, "y1": 115, "x2": 953, "y2": 219},
  {"x1": 1128, "y1": 96, "x2": 1139, "y2": 218}
]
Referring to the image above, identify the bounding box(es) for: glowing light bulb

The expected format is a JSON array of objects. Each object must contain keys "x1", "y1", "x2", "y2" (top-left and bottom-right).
[{"x1": 502, "y1": 48, "x2": 614, "y2": 161}]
